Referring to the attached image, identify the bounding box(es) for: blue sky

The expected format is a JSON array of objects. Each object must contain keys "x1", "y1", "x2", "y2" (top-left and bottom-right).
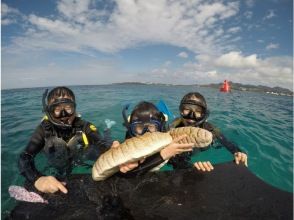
[{"x1": 2, "y1": 0, "x2": 293, "y2": 89}]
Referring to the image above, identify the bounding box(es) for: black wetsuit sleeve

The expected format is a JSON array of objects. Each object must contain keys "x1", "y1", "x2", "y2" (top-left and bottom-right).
[
  {"x1": 84, "y1": 123, "x2": 109, "y2": 154},
  {"x1": 167, "y1": 152, "x2": 193, "y2": 170},
  {"x1": 216, "y1": 133, "x2": 242, "y2": 154},
  {"x1": 18, "y1": 125, "x2": 45, "y2": 183},
  {"x1": 117, "y1": 152, "x2": 165, "y2": 178},
  {"x1": 204, "y1": 122, "x2": 242, "y2": 154}
]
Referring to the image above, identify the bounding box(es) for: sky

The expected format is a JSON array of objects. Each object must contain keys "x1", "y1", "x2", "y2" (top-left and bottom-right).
[{"x1": 1, "y1": 0, "x2": 293, "y2": 90}]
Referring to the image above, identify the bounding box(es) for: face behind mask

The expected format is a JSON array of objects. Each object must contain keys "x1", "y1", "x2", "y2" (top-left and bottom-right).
[
  {"x1": 179, "y1": 99, "x2": 209, "y2": 126},
  {"x1": 130, "y1": 117, "x2": 162, "y2": 136},
  {"x1": 47, "y1": 97, "x2": 76, "y2": 127}
]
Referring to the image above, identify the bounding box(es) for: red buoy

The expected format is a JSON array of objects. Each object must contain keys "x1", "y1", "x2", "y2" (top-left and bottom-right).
[{"x1": 220, "y1": 80, "x2": 230, "y2": 92}]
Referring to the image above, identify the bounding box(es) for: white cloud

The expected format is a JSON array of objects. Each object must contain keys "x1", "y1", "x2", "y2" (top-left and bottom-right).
[
  {"x1": 266, "y1": 43, "x2": 279, "y2": 50},
  {"x1": 177, "y1": 52, "x2": 188, "y2": 58},
  {"x1": 1, "y1": 3, "x2": 22, "y2": 25},
  {"x1": 257, "y1": 39, "x2": 264, "y2": 43},
  {"x1": 215, "y1": 51, "x2": 257, "y2": 68},
  {"x1": 244, "y1": 11, "x2": 253, "y2": 19},
  {"x1": 3, "y1": 0, "x2": 240, "y2": 55},
  {"x1": 245, "y1": 0, "x2": 255, "y2": 8},
  {"x1": 164, "y1": 61, "x2": 172, "y2": 67},
  {"x1": 2, "y1": 0, "x2": 292, "y2": 90},
  {"x1": 227, "y1": 27, "x2": 241, "y2": 33},
  {"x1": 263, "y1": 9, "x2": 276, "y2": 20},
  {"x1": 148, "y1": 52, "x2": 293, "y2": 89}
]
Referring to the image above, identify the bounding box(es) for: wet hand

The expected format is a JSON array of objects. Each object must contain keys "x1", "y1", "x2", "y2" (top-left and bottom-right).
[
  {"x1": 34, "y1": 176, "x2": 68, "y2": 194},
  {"x1": 194, "y1": 161, "x2": 214, "y2": 172},
  {"x1": 110, "y1": 140, "x2": 142, "y2": 173},
  {"x1": 160, "y1": 135, "x2": 194, "y2": 160},
  {"x1": 110, "y1": 140, "x2": 120, "y2": 149},
  {"x1": 234, "y1": 152, "x2": 248, "y2": 167}
]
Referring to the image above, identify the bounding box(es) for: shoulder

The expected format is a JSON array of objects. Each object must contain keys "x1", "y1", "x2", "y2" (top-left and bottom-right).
[
  {"x1": 170, "y1": 117, "x2": 184, "y2": 128},
  {"x1": 203, "y1": 122, "x2": 222, "y2": 137},
  {"x1": 74, "y1": 118, "x2": 98, "y2": 133},
  {"x1": 202, "y1": 121, "x2": 215, "y2": 131}
]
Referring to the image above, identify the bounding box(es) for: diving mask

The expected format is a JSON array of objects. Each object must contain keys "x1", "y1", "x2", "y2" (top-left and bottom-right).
[
  {"x1": 180, "y1": 104, "x2": 204, "y2": 120},
  {"x1": 48, "y1": 99, "x2": 76, "y2": 118},
  {"x1": 130, "y1": 119, "x2": 161, "y2": 136}
]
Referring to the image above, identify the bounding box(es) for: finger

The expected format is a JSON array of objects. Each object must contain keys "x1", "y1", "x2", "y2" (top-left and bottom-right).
[
  {"x1": 126, "y1": 162, "x2": 139, "y2": 169},
  {"x1": 241, "y1": 154, "x2": 247, "y2": 162},
  {"x1": 242, "y1": 154, "x2": 248, "y2": 167},
  {"x1": 245, "y1": 159, "x2": 248, "y2": 167},
  {"x1": 57, "y1": 181, "x2": 68, "y2": 194},
  {"x1": 172, "y1": 135, "x2": 188, "y2": 143},
  {"x1": 177, "y1": 143, "x2": 195, "y2": 148},
  {"x1": 178, "y1": 148, "x2": 193, "y2": 153},
  {"x1": 49, "y1": 184, "x2": 59, "y2": 193},
  {"x1": 198, "y1": 162, "x2": 206, "y2": 171},
  {"x1": 203, "y1": 162, "x2": 211, "y2": 171},
  {"x1": 234, "y1": 153, "x2": 241, "y2": 164},
  {"x1": 61, "y1": 181, "x2": 67, "y2": 186},
  {"x1": 111, "y1": 141, "x2": 120, "y2": 148},
  {"x1": 120, "y1": 166, "x2": 127, "y2": 173},
  {"x1": 194, "y1": 162, "x2": 201, "y2": 170},
  {"x1": 206, "y1": 161, "x2": 214, "y2": 170}
]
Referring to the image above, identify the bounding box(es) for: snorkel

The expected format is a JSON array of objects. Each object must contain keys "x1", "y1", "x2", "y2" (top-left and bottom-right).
[{"x1": 122, "y1": 104, "x2": 131, "y2": 129}]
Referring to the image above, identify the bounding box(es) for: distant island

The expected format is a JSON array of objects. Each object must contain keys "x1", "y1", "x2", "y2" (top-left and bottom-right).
[{"x1": 112, "y1": 82, "x2": 293, "y2": 96}]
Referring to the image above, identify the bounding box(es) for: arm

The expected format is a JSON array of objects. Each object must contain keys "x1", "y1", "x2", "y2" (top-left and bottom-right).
[
  {"x1": 117, "y1": 153, "x2": 165, "y2": 178},
  {"x1": 84, "y1": 122, "x2": 110, "y2": 160},
  {"x1": 18, "y1": 125, "x2": 45, "y2": 183},
  {"x1": 217, "y1": 133, "x2": 242, "y2": 154},
  {"x1": 19, "y1": 124, "x2": 68, "y2": 194},
  {"x1": 116, "y1": 135, "x2": 194, "y2": 176},
  {"x1": 168, "y1": 152, "x2": 193, "y2": 169},
  {"x1": 204, "y1": 122, "x2": 248, "y2": 166},
  {"x1": 203, "y1": 122, "x2": 241, "y2": 154}
]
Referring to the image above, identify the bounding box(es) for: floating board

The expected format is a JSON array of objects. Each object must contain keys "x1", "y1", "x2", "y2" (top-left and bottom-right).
[{"x1": 8, "y1": 162, "x2": 293, "y2": 220}]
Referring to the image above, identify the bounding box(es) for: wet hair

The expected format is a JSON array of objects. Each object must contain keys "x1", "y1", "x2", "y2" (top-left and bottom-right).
[
  {"x1": 47, "y1": 87, "x2": 75, "y2": 102},
  {"x1": 130, "y1": 101, "x2": 165, "y2": 122},
  {"x1": 180, "y1": 92, "x2": 207, "y2": 110}
]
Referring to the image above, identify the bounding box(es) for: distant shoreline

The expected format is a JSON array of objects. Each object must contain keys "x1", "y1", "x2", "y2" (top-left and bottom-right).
[
  {"x1": 2, "y1": 82, "x2": 293, "y2": 96},
  {"x1": 111, "y1": 82, "x2": 293, "y2": 96}
]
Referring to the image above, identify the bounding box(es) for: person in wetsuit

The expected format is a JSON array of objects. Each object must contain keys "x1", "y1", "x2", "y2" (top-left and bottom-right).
[
  {"x1": 169, "y1": 92, "x2": 248, "y2": 171},
  {"x1": 112, "y1": 101, "x2": 194, "y2": 177},
  {"x1": 18, "y1": 87, "x2": 108, "y2": 194}
]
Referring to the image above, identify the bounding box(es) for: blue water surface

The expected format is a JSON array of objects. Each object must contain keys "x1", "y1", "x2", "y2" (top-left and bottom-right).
[{"x1": 1, "y1": 85, "x2": 293, "y2": 217}]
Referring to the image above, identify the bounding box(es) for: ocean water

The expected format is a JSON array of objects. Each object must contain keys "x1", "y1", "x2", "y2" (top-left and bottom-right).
[{"x1": 1, "y1": 84, "x2": 293, "y2": 217}]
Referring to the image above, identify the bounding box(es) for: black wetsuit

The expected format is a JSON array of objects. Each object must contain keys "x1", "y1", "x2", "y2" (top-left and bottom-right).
[
  {"x1": 18, "y1": 117, "x2": 108, "y2": 183},
  {"x1": 168, "y1": 118, "x2": 242, "y2": 169}
]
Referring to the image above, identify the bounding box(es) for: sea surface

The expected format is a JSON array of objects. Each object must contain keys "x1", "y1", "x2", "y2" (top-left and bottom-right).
[{"x1": 1, "y1": 84, "x2": 293, "y2": 217}]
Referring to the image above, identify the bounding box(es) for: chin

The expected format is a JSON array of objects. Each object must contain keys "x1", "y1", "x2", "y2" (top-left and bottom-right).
[{"x1": 184, "y1": 120, "x2": 196, "y2": 126}]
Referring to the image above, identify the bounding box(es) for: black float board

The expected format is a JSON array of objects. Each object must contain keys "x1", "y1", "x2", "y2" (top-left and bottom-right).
[{"x1": 8, "y1": 162, "x2": 293, "y2": 220}]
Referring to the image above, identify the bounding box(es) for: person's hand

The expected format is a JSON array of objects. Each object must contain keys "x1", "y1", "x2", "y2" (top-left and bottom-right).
[
  {"x1": 160, "y1": 135, "x2": 194, "y2": 160},
  {"x1": 34, "y1": 176, "x2": 67, "y2": 194},
  {"x1": 234, "y1": 152, "x2": 248, "y2": 167},
  {"x1": 110, "y1": 140, "x2": 141, "y2": 173},
  {"x1": 194, "y1": 161, "x2": 214, "y2": 172}
]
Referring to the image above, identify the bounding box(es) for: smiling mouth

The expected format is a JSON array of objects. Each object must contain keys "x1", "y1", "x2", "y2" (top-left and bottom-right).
[{"x1": 60, "y1": 117, "x2": 70, "y2": 124}]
